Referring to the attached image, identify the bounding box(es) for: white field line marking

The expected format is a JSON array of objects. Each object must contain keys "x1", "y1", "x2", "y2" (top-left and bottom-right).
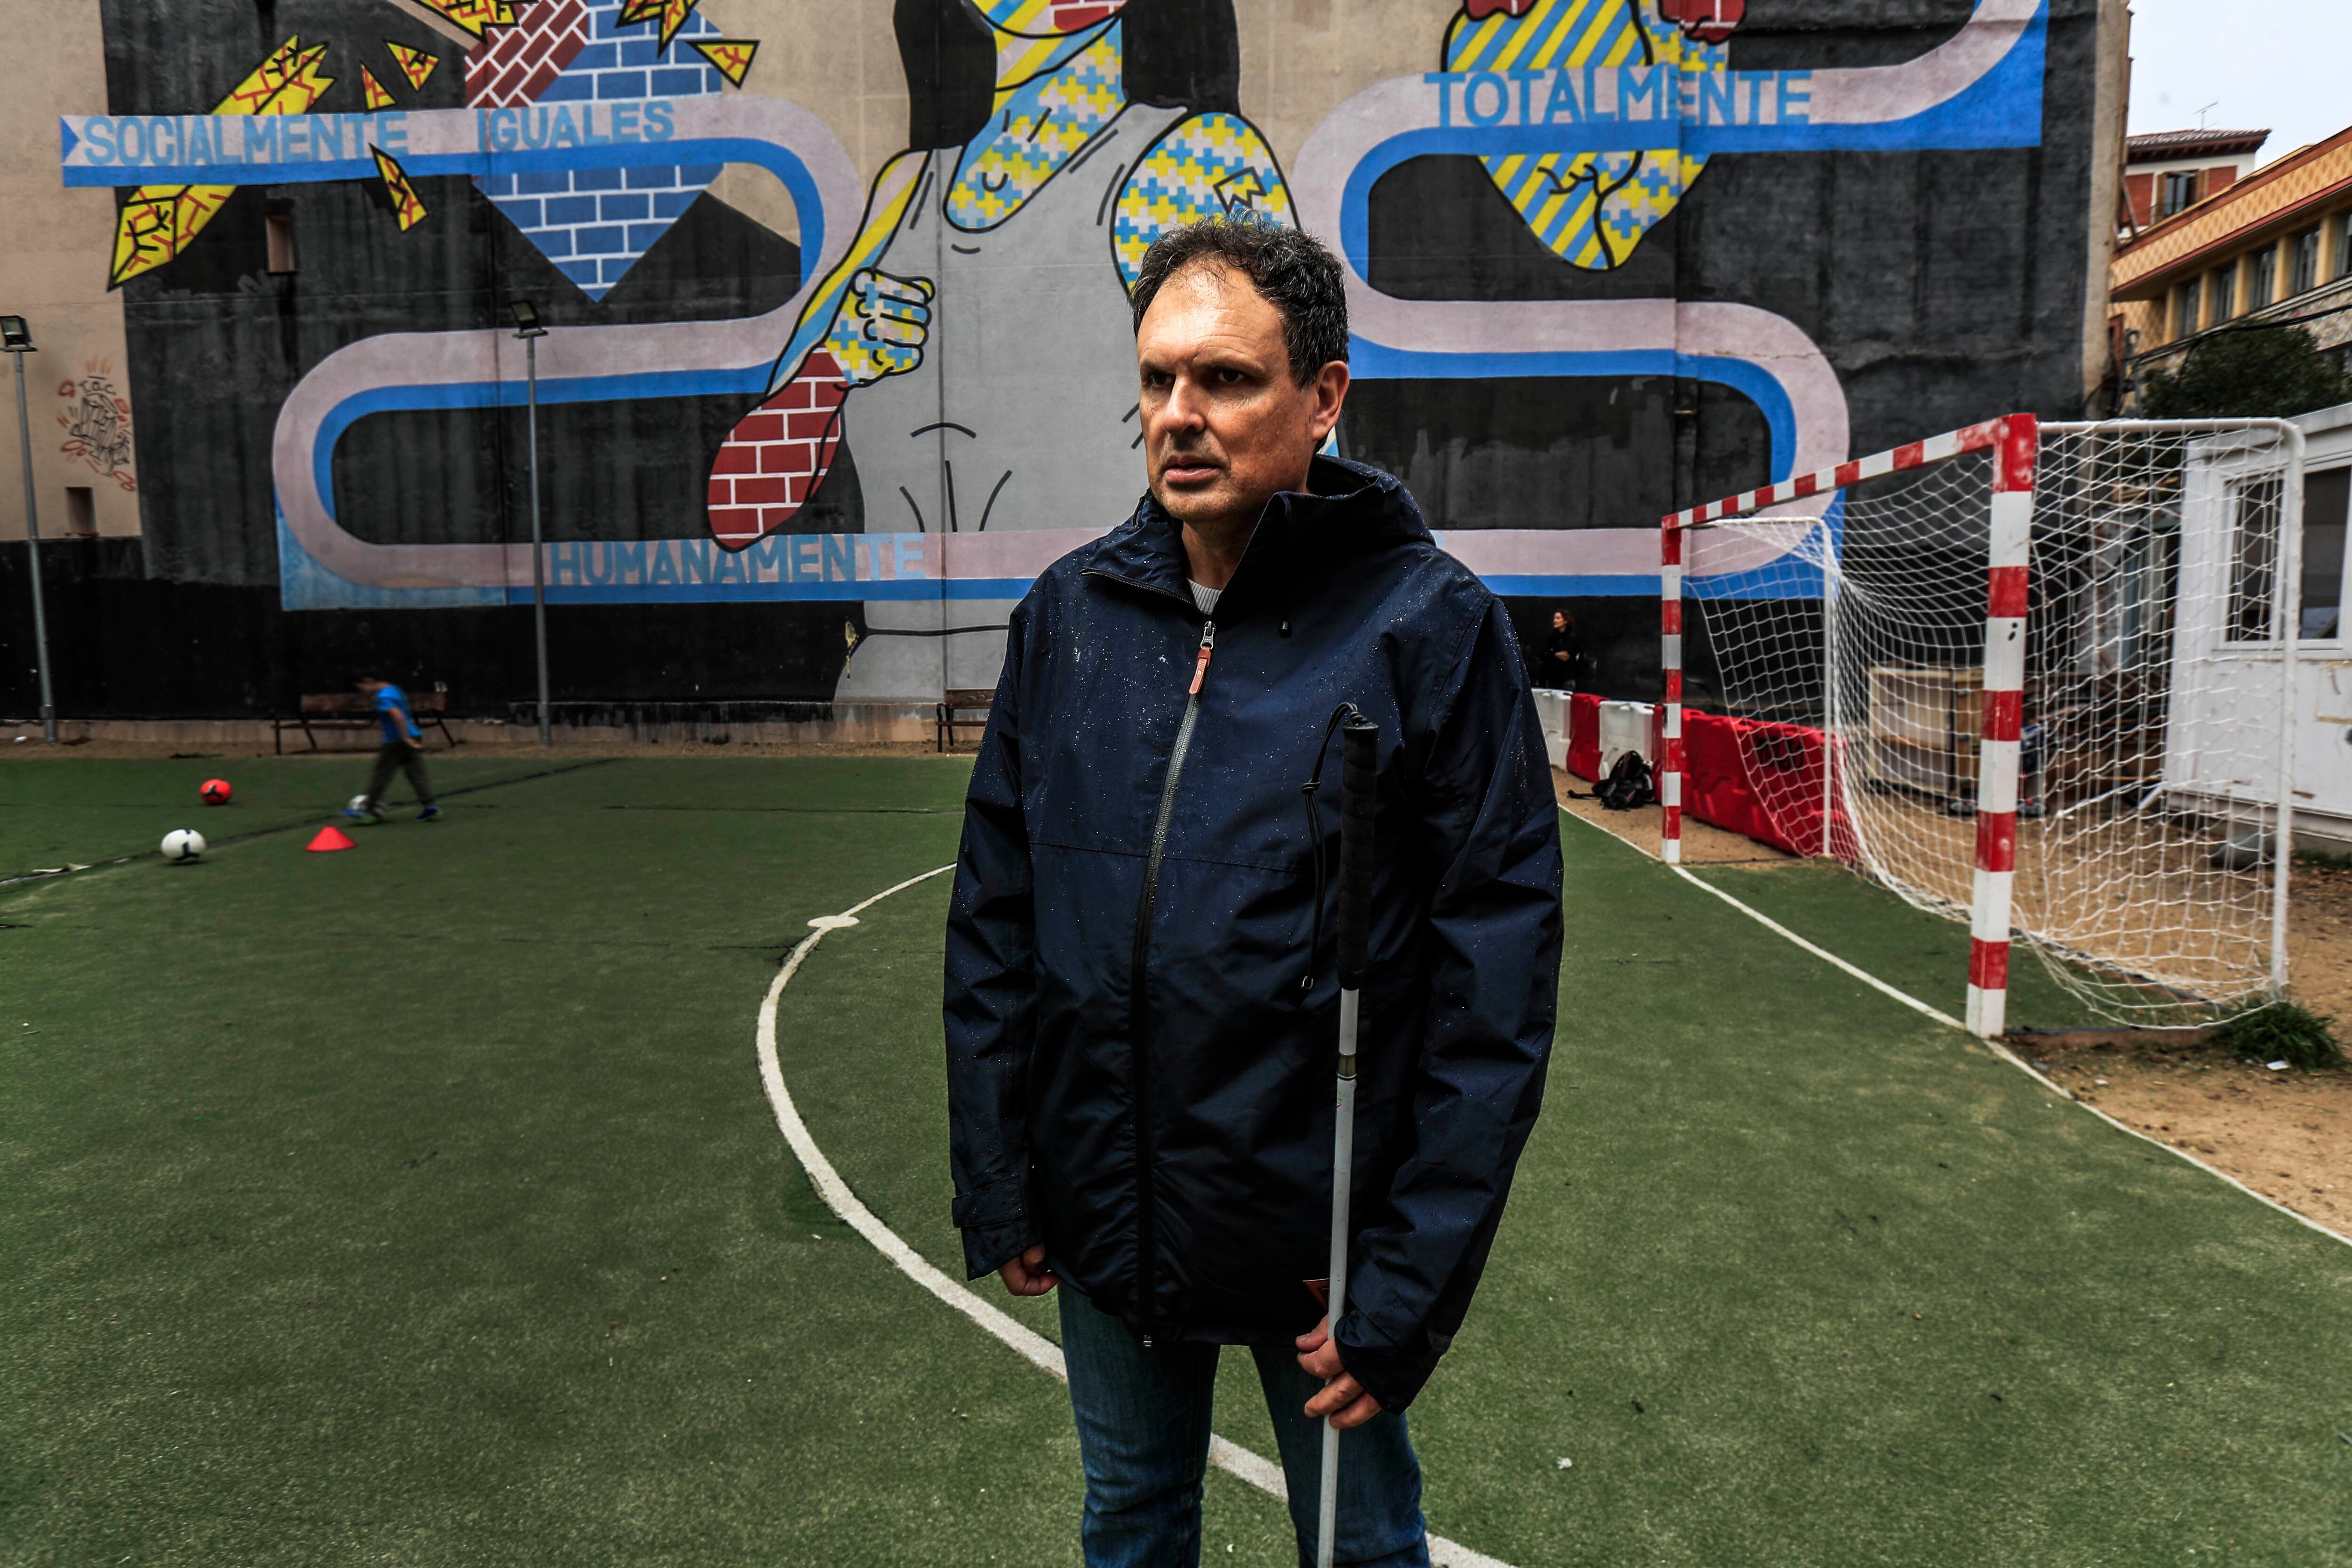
[
  {"x1": 1558, "y1": 806, "x2": 2351, "y2": 1250},
  {"x1": 754, "y1": 862, "x2": 1515, "y2": 1568}
]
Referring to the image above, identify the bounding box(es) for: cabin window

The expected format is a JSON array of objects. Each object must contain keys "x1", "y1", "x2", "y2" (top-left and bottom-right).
[
  {"x1": 2226, "y1": 470, "x2": 2350, "y2": 642},
  {"x1": 2304, "y1": 468, "x2": 2348, "y2": 641},
  {"x1": 2225, "y1": 478, "x2": 2282, "y2": 642}
]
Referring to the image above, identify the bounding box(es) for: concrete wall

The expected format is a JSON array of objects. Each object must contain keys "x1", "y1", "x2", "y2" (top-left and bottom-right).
[
  {"x1": 0, "y1": 0, "x2": 146, "y2": 540},
  {"x1": 4, "y1": 0, "x2": 2120, "y2": 715}
]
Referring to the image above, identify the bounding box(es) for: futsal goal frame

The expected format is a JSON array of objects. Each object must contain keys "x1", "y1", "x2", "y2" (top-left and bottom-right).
[{"x1": 1658, "y1": 414, "x2": 2308, "y2": 1038}]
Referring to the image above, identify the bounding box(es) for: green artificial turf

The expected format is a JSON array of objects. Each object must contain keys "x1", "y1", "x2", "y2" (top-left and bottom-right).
[
  {"x1": 1672, "y1": 845, "x2": 2104, "y2": 1032},
  {"x1": 787, "y1": 812, "x2": 2352, "y2": 1568},
  {"x1": 0, "y1": 757, "x2": 1083, "y2": 1567},
  {"x1": 5, "y1": 761, "x2": 2349, "y2": 1567},
  {"x1": 0, "y1": 755, "x2": 573, "y2": 879}
]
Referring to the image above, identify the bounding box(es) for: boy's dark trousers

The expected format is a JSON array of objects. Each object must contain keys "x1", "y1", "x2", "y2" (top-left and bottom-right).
[{"x1": 365, "y1": 743, "x2": 436, "y2": 808}]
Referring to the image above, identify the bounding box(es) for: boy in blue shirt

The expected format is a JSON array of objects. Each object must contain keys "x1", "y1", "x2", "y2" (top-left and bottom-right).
[{"x1": 344, "y1": 673, "x2": 440, "y2": 823}]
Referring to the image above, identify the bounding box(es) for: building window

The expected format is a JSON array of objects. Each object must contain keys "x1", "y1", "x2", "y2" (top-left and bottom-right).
[
  {"x1": 2341, "y1": 211, "x2": 2352, "y2": 280},
  {"x1": 2306, "y1": 468, "x2": 2349, "y2": 641},
  {"x1": 2161, "y1": 170, "x2": 2198, "y2": 216},
  {"x1": 2174, "y1": 275, "x2": 2202, "y2": 338},
  {"x1": 64, "y1": 486, "x2": 95, "y2": 538},
  {"x1": 2250, "y1": 245, "x2": 2276, "y2": 310},
  {"x1": 2211, "y1": 266, "x2": 2238, "y2": 324},
  {"x1": 2292, "y1": 226, "x2": 2321, "y2": 295},
  {"x1": 265, "y1": 212, "x2": 295, "y2": 275}
]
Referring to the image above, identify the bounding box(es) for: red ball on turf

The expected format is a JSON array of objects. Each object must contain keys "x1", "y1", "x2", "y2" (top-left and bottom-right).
[{"x1": 200, "y1": 778, "x2": 232, "y2": 805}]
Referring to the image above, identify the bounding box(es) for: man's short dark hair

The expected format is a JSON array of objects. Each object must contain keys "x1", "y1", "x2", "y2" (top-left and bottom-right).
[{"x1": 1129, "y1": 220, "x2": 1348, "y2": 386}]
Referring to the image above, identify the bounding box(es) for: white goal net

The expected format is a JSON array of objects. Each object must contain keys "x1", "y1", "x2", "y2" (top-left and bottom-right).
[{"x1": 1676, "y1": 421, "x2": 2301, "y2": 1025}]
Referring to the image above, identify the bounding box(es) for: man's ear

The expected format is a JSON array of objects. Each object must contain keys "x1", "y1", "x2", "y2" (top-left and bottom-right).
[{"x1": 1307, "y1": 360, "x2": 1350, "y2": 446}]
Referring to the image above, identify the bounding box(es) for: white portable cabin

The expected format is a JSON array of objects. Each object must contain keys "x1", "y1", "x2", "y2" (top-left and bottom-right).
[{"x1": 2167, "y1": 400, "x2": 2352, "y2": 855}]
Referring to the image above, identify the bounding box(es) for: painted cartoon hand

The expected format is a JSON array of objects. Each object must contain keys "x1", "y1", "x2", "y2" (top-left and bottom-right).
[
  {"x1": 824, "y1": 266, "x2": 935, "y2": 387},
  {"x1": 1658, "y1": 0, "x2": 1743, "y2": 44}
]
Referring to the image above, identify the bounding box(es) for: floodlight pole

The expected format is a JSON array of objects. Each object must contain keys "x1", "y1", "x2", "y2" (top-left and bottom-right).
[
  {"x1": 515, "y1": 311, "x2": 552, "y2": 747},
  {"x1": 6, "y1": 332, "x2": 57, "y2": 744}
]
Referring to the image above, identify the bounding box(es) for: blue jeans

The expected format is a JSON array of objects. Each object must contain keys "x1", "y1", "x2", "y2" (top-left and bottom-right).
[{"x1": 1058, "y1": 1287, "x2": 1430, "y2": 1568}]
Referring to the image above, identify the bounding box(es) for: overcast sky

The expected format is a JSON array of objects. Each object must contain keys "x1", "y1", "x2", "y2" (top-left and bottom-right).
[{"x1": 2126, "y1": 0, "x2": 2349, "y2": 164}]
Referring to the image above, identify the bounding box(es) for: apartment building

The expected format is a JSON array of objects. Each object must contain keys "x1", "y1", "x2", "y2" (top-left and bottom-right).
[{"x1": 2111, "y1": 125, "x2": 2352, "y2": 390}]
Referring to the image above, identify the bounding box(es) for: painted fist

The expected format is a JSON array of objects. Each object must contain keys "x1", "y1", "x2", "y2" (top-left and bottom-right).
[
  {"x1": 825, "y1": 266, "x2": 935, "y2": 388},
  {"x1": 1658, "y1": 0, "x2": 1744, "y2": 45}
]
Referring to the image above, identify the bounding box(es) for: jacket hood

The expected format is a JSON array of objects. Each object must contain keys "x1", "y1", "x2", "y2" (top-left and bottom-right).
[{"x1": 1080, "y1": 455, "x2": 1434, "y2": 623}]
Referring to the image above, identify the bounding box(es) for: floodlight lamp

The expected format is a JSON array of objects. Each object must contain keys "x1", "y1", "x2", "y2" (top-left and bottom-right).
[
  {"x1": 0, "y1": 316, "x2": 31, "y2": 352},
  {"x1": 508, "y1": 300, "x2": 545, "y2": 337}
]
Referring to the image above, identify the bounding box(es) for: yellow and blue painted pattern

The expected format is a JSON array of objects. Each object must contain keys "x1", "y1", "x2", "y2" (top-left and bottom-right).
[
  {"x1": 1445, "y1": 0, "x2": 1720, "y2": 271},
  {"x1": 770, "y1": 150, "x2": 933, "y2": 393},
  {"x1": 1111, "y1": 114, "x2": 1294, "y2": 288},
  {"x1": 946, "y1": 24, "x2": 1122, "y2": 231}
]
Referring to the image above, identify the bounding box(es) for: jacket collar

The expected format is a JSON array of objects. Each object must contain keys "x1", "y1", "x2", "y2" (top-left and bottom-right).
[{"x1": 1082, "y1": 456, "x2": 1431, "y2": 620}]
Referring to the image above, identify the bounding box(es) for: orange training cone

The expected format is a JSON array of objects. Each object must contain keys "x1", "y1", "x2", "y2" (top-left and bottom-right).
[{"x1": 306, "y1": 825, "x2": 357, "y2": 852}]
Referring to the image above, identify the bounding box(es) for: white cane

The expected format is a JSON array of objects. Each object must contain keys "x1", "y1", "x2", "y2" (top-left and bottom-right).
[{"x1": 1317, "y1": 712, "x2": 1378, "y2": 1568}]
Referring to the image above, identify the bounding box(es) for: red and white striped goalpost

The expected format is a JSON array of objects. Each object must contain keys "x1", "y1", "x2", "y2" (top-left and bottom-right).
[{"x1": 1657, "y1": 414, "x2": 2040, "y2": 1038}]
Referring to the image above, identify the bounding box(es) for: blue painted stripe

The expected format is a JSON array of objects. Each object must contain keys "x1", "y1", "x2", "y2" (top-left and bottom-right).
[
  {"x1": 511, "y1": 577, "x2": 1038, "y2": 605},
  {"x1": 1350, "y1": 341, "x2": 1798, "y2": 485},
  {"x1": 1482, "y1": 573, "x2": 1658, "y2": 598},
  {"x1": 62, "y1": 132, "x2": 825, "y2": 288},
  {"x1": 1344, "y1": 10, "x2": 2046, "y2": 273},
  {"x1": 310, "y1": 365, "x2": 769, "y2": 526}
]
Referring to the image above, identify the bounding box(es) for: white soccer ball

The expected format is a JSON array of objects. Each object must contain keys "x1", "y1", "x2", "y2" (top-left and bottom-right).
[
  {"x1": 347, "y1": 795, "x2": 371, "y2": 815},
  {"x1": 161, "y1": 828, "x2": 207, "y2": 863}
]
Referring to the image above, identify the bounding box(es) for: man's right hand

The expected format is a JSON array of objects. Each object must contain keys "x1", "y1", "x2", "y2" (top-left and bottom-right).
[{"x1": 997, "y1": 1243, "x2": 1057, "y2": 1297}]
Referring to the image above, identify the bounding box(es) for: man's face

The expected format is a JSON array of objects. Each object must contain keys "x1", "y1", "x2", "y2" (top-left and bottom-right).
[
  {"x1": 1136, "y1": 262, "x2": 1346, "y2": 533},
  {"x1": 357, "y1": 678, "x2": 383, "y2": 694}
]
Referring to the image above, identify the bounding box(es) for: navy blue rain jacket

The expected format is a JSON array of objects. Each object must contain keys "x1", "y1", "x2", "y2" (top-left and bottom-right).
[{"x1": 944, "y1": 455, "x2": 1562, "y2": 1412}]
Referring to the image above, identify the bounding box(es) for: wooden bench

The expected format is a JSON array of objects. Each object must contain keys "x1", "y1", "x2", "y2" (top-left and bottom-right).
[
  {"x1": 274, "y1": 690, "x2": 458, "y2": 754},
  {"x1": 936, "y1": 688, "x2": 994, "y2": 753}
]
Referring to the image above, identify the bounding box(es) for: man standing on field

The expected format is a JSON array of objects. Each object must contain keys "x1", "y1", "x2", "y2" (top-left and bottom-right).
[
  {"x1": 945, "y1": 221, "x2": 1562, "y2": 1566},
  {"x1": 344, "y1": 673, "x2": 439, "y2": 824}
]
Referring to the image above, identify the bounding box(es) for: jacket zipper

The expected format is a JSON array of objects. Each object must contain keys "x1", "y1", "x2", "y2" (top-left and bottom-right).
[{"x1": 1128, "y1": 617, "x2": 1214, "y2": 1346}]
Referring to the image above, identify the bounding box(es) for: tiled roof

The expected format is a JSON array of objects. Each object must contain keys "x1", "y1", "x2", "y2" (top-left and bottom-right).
[{"x1": 2126, "y1": 127, "x2": 2269, "y2": 160}]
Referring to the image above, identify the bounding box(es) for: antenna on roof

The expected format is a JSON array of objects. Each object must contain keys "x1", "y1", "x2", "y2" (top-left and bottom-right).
[{"x1": 2195, "y1": 101, "x2": 2219, "y2": 130}]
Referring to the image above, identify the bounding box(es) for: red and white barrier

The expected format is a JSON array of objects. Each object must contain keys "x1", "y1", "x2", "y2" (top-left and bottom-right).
[{"x1": 1659, "y1": 414, "x2": 2039, "y2": 1037}]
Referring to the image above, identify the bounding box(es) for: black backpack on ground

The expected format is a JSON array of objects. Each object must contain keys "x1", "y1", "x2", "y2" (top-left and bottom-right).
[{"x1": 1595, "y1": 751, "x2": 1655, "y2": 811}]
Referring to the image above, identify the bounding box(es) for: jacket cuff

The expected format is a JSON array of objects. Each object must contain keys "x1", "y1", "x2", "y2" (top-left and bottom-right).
[
  {"x1": 1334, "y1": 1313, "x2": 1450, "y2": 1413},
  {"x1": 961, "y1": 1219, "x2": 1040, "y2": 1282},
  {"x1": 951, "y1": 1172, "x2": 1029, "y2": 1230}
]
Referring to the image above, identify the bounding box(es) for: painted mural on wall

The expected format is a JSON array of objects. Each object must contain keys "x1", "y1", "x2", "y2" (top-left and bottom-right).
[{"x1": 62, "y1": 0, "x2": 2084, "y2": 701}]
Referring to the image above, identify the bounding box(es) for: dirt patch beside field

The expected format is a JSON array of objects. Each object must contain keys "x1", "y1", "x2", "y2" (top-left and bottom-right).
[{"x1": 2033, "y1": 1045, "x2": 2352, "y2": 1238}]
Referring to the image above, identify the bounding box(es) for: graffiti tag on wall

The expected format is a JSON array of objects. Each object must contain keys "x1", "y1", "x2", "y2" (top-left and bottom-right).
[{"x1": 56, "y1": 362, "x2": 135, "y2": 491}]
